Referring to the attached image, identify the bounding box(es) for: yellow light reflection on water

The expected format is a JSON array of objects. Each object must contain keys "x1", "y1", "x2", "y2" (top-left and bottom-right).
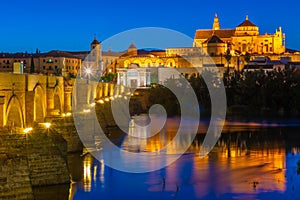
[
  {"x1": 117, "y1": 118, "x2": 287, "y2": 198},
  {"x1": 83, "y1": 155, "x2": 93, "y2": 192},
  {"x1": 100, "y1": 159, "x2": 105, "y2": 187},
  {"x1": 93, "y1": 166, "x2": 97, "y2": 182}
]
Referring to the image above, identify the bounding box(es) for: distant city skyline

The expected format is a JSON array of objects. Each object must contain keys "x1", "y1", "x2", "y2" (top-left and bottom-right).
[{"x1": 1, "y1": 0, "x2": 299, "y2": 52}]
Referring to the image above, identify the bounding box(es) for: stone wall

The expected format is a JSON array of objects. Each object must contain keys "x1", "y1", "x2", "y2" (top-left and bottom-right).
[
  {"x1": 0, "y1": 133, "x2": 33, "y2": 200},
  {"x1": 26, "y1": 130, "x2": 70, "y2": 186},
  {"x1": 52, "y1": 117, "x2": 83, "y2": 153},
  {"x1": 0, "y1": 128, "x2": 70, "y2": 199}
]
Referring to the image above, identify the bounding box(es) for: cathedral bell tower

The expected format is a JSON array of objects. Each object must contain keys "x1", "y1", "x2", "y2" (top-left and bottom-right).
[
  {"x1": 212, "y1": 13, "x2": 220, "y2": 30},
  {"x1": 90, "y1": 35, "x2": 102, "y2": 70}
]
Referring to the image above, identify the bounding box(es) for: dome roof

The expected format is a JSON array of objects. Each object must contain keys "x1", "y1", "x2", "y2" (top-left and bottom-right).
[
  {"x1": 237, "y1": 15, "x2": 257, "y2": 27},
  {"x1": 206, "y1": 35, "x2": 224, "y2": 43}
]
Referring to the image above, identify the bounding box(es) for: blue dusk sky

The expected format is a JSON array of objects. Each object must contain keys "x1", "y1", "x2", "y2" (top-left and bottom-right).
[{"x1": 1, "y1": 0, "x2": 299, "y2": 53}]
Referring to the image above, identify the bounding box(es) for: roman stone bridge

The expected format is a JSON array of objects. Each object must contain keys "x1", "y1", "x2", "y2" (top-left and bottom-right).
[{"x1": 0, "y1": 73, "x2": 119, "y2": 129}]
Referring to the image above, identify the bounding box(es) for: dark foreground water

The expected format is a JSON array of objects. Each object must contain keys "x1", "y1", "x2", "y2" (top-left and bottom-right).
[{"x1": 34, "y1": 120, "x2": 300, "y2": 200}]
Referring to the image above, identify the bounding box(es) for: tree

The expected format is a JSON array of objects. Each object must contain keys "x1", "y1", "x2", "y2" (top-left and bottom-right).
[
  {"x1": 244, "y1": 52, "x2": 251, "y2": 64},
  {"x1": 148, "y1": 85, "x2": 180, "y2": 116},
  {"x1": 30, "y1": 56, "x2": 35, "y2": 73},
  {"x1": 224, "y1": 49, "x2": 232, "y2": 85},
  {"x1": 54, "y1": 68, "x2": 62, "y2": 76},
  {"x1": 224, "y1": 49, "x2": 232, "y2": 71}
]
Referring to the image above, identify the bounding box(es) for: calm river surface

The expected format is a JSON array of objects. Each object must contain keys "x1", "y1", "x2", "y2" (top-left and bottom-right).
[{"x1": 34, "y1": 119, "x2": 300, "y2": 200}]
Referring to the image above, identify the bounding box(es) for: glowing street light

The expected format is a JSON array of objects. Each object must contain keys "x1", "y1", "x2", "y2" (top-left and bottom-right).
[
  {"x1": 98, "y1": 99, "x2": 104, "y2": 104},
  {"x1": 85, "y1": 68, "x2": 92, "y2": 84},
  {"x1": 43, "y1": 123, "x2": 51, "y2": 129},
  {"x1": 41, "y1": 122, "x2": 51, "y2": 135},
  {"x1": 23, "y1": 127, "x2": 33, "y2": 140},
  {"x1": 85, "y1": 68, "x2": 92, "y2": 75},
  {"x1": 23, "y1": 127, "x2": 33, "y2": 134},
  {"x1": 62, "y1": 112, "x2": 72, "y2": 117},
  {"x1": 83, "y1": 109, "x2": 91, "y2": 113},
  {"x1": 66, "y1": 112, "x2": 72, "y2": 117}
]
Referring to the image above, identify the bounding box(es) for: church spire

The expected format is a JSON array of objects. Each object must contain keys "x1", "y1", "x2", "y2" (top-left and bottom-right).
[
  {"x1": 91, "y1": 34, "x2": 100, "y2": 45},
  {"x1": 246, "y1": 14, "x2": 249, "y2": 21},
  {"x1": 212, "y1": 13, "x2": 220, "y2": 30}
]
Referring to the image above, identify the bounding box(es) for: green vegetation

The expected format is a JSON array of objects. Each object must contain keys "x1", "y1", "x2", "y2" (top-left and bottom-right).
[
  {"x1": 149, "y1": 84, "x2": 180, "y2": 116},
  {"x1": 226, "y1": 69, "x2": 300, "y2": 116},
  {"x1": 148, "y1": 68, "x2": 300, "y2": 117},
  {"x1": 224, "y1": 49, "x2": 232, "y2": 70},
  {"x1": 100, "y1": 73, "x2": 117, "y2": 82},
  {"x1": 30, "y1": 56, "x2": 35, "y2": 74}
]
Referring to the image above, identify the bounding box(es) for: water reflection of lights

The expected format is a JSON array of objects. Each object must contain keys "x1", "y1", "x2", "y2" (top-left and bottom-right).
[
  {"x1": 82, "y1": 154, "x2": 106, "y2": 192},
  {"x1": 93, "y1": 166, "x2": 97, "y2": 182},
  {"x1": 123, "y1": 117, "x2": 197, "y2": 154},
  {"x1": 122, "y1": 118, "x2": 287, "y2": 196},
  {"x1": 100, "y1": 159, "x2": 105, "y2": 186},
  {"x1": 83, "y1": 155, "x2": 93, "y2": 192},
  {"x1": 291, "y1": 147, "x2": 300, "y2": 155},
  {"x1": 66, "y1": 121, "x2": 300, "y2": 200}
]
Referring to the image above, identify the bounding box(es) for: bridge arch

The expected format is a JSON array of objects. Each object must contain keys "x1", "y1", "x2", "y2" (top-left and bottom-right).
[
  {"x1": 33, "y1": 84, "x2": 45, "y2": 122},
  {"x1": 155, "y1": 59, "x2": 164, "y2": 67},
  {"x1": 166, "y1": 59, "x2": 176, "y2": 67},
  {"x1": 6, "y1": 95, "x2": 25, "y2": 128},
  {"x1": 53, "y1": 86, "x2": 63, "y2": 115},
  {"x1": 144, "y1": 59, "x2": 153, "y2": 67},
  {"x1": 132, "y1": 59, "x2": 142, "y2": 67},
  {"x1": 124, "y1": 60, "x2": 131, "y2": 67}
]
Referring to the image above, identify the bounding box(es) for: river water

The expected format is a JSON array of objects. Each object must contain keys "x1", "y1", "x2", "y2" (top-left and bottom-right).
[{"x1": 34, "y1": 119, "x2": 300, "y2": 200}]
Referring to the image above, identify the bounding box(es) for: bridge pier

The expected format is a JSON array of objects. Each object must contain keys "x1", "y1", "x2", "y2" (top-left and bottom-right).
[
  {"x1": 25, "y1": 91, "x2": 35, "y2": 127},
  {"x1": 0, "y1": 97, "x2": 5, "y2": 127},
  {"x1": 64, "y1": 88, "x2": 72, "y2": 112}
]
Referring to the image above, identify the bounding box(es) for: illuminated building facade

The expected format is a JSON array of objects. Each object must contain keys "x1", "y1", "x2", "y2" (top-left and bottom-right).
[
  {"x1": 193, "y1": 14, "x2": 286, "y2": 55},
  {"x1": 106, "y1": 43, "x2": 192, "y2": 74},
  {"x1": 0, "y1": 51, "x2": 82, "y2": 76}
]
